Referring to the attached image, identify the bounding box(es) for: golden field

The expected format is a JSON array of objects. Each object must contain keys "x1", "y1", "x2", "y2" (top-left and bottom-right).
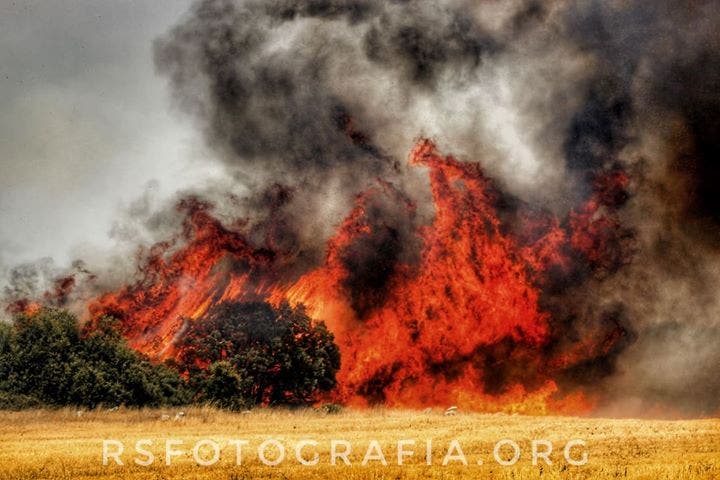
[{"x1": 0, "y1": 408, "x2": 718, "y2": 480}]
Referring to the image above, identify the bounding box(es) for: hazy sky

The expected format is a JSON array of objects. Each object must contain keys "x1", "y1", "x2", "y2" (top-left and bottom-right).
[{"x1": 0, "y1": 0, "x2": 222, "y2": 266}]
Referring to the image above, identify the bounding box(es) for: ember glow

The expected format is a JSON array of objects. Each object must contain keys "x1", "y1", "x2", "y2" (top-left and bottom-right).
[{"x1": 85, "y1": 139, "x2": 631, "y2": 414}]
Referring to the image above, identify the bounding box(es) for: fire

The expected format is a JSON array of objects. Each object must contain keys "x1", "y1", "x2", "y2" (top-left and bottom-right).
[
  {"x1": 88, "y1": 200, "x2": 276, "y2": 355},
  {"x1": 83, "y1": 139, "x2": 630, "y2": 414}
]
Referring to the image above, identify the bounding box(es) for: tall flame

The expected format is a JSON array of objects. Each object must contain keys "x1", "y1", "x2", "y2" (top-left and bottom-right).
[{"x1": 87, "y1": 140, "x2": 632, "y2": 414}]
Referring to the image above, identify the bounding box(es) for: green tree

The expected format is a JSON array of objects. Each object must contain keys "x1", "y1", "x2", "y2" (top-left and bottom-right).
[
  {"x1": 73, "y1": 317, "x2": 189, "y2": 407},
  {"x1": 0, "y1": 308, "x2": 189, "y2": 409},
  {"x1": 9, "y1": 309, "x2": 79, "y2": 403},
  {"x1": 0, "y1": 322, "x2": 17, "y2": 393},
  {"x1": 204, "y1": 361, "x2": 246, "y2": 410},
  {"x1": 177, "y1": 301, "x2": 340, "y2": 407}
]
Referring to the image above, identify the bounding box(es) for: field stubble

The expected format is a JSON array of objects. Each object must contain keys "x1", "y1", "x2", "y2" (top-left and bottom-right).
[{"x1": 0, "y1": 408, "x2": 717, "y2": 479}]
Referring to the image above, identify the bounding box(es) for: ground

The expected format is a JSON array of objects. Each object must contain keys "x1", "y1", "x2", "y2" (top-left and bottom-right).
[{"x1": 0, "y1": 408, "x2": 718, "y2": 479}]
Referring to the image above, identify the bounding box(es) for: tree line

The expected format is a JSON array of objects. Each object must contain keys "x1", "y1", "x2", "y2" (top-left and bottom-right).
[{"x1": 0, "y1": 302, "x2": 340, "y2": 410}]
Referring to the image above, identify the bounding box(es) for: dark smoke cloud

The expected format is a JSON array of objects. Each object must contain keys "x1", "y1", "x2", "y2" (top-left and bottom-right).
[
  {"x1": 361, "y1": 4, "x2": 502, "y2": 86},
  {"x1": 553, "y1": 0, "x2": 720, "y2": 416},
  {"x1": 154, "y1": 0, "x2": 391, "y2": 177}
]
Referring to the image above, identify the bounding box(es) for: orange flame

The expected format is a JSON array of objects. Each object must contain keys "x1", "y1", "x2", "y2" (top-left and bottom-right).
[{"x1": 87, "y1": 140, "x2": 631, "y2": 414}]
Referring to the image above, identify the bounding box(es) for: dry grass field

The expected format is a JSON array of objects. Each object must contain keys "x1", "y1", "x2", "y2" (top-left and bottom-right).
[{"x1": 0, "y1": 408, "x2": 718, "y2": 480}]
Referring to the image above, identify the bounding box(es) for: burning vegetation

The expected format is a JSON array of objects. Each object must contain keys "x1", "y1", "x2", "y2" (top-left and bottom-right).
[{"x1": 77, "y1": 139, "x2": 633, "y2": 414}]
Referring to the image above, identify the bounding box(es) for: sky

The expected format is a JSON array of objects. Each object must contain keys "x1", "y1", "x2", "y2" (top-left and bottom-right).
[{"x1": 0, "y1": 0, "x2": 222, "y2": 266}]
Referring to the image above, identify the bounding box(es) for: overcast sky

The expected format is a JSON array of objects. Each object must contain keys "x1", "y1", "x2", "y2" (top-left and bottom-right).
[{"x1": 0, "y1": 0, "x2": 223, "y2": 267}]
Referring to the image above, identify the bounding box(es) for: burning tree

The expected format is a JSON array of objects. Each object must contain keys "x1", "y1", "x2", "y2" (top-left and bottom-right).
[{"x1": 176, "y1": 301, "x2": 340, "y2": 408}]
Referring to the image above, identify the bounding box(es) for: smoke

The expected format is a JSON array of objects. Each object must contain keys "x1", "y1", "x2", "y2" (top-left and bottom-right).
[{"x1": 555, "y1": 0, "x2": 720, "y2": 416}]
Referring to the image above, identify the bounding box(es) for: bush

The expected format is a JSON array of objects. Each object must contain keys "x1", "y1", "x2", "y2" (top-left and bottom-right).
[
  {"x1": 177, "y1": 301, "x2": 340, "y2": 407},
  {"x1": 0, "y1": 391, "x2": 43, "y2": 410},
  {"x1": 0, "y1": 309, "x2": 189, "y2": 409},
  {"x1": 203, "y1": 361, "x2": 248, "y2": 411},
  {"x1": 0, "y1": 303, "x2": 341, "y2": 411},
  {"x1": 320, "y1": 403, "x2": 343, "y2": 414}
]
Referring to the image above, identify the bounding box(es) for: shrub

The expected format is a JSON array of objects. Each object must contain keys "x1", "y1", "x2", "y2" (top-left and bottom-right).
[
  {"x1": 177, "y1": 301, "x2": 340, "y2": 407},
  {"x1": 0, "y1": 309, "x2": 189, "y2": 408}
]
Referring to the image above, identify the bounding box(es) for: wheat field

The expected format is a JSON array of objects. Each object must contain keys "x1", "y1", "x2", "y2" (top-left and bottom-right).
[{"x1": 0, "y1": 408, "x2": 717, "y2": 480}]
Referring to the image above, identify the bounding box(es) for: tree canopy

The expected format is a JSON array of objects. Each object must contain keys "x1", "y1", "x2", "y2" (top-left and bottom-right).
[
  {"x1": 177, "y1": 301, "x2": 340, "y2": 408},
  {"x1": 0, "y1": 302, "x2": 341, "y2": 410},
  {"x1": 0, "y1": 309, "x2": 188, "y2": 409}
]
